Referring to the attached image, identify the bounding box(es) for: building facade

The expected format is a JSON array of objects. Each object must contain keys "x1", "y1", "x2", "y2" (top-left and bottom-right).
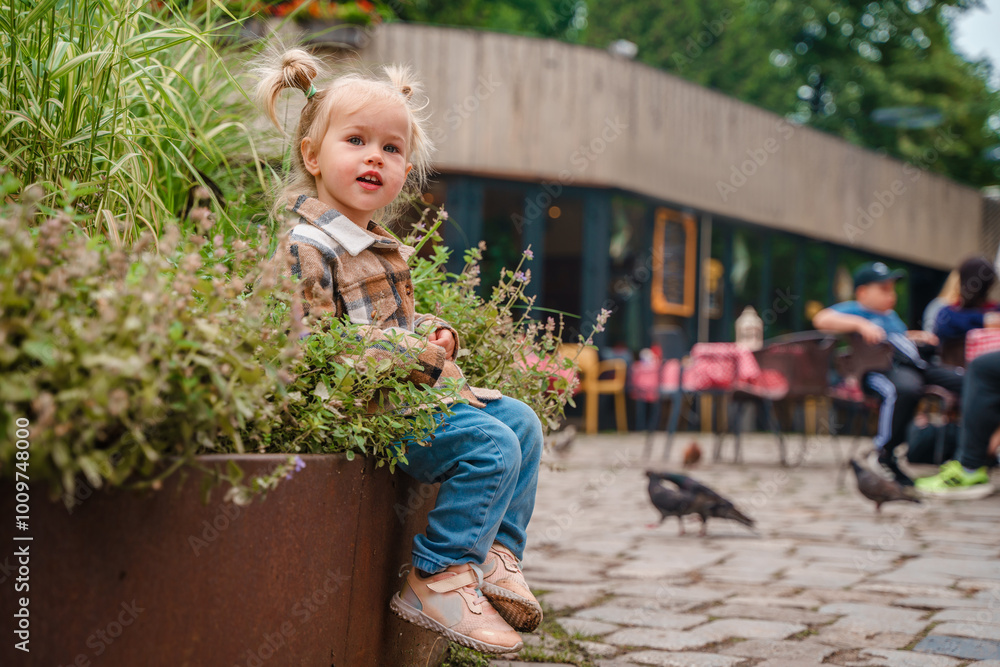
[{"x1": 350, "y1": 23, "x2": 985, "y2": 350}]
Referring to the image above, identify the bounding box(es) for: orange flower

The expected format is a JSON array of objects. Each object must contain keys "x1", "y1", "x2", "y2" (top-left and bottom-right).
[{"x1": 357, "y1": 0, "x2": 374, "y2": 12}]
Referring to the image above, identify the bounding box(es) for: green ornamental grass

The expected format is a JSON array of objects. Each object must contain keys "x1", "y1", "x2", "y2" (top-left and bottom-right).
[{"x1": 1, "y1": 0, "x2": 271, "y2": 241}]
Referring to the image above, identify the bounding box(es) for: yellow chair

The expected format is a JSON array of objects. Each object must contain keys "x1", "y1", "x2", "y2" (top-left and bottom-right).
[{"x1": 560, "y1": 344, "x2": 628, "y2": 435}]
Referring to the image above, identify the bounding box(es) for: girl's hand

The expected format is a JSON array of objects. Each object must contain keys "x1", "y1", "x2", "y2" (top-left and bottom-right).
[{"x1": 427, "y1": 327, "x2": 456, "y2": 358}]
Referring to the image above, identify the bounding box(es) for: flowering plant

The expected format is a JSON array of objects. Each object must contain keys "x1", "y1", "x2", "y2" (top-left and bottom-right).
[{"x1": 248, "y1": 0, "x2": 387, "y2": 23}]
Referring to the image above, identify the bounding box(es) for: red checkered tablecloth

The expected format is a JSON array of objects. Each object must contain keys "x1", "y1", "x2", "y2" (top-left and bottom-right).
[
  {"x1": 682, "y1": 343, "x2": 788, "y2": 400},
  {"x1": 966, "y1": 328, "x2": 1000, "y2": 363}
]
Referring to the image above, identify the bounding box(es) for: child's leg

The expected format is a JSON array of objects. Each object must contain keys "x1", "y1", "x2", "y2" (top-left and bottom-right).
[
  {"x1": 866, "y1": 366, "x2": 924, "y2": 452},
  {"x1": 398, "y1": 401, "x2": 528, "y2": 574},
  {"x1": 476, "y1": 397, "x2": 544, "y2": 559}
]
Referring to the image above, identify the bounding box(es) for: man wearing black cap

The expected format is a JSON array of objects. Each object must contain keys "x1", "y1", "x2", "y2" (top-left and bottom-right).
[{"x1": 813, "y1": 262, "x2": 964, "y2": 486}]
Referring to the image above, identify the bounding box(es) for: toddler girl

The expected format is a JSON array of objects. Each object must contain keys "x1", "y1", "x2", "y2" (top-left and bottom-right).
[{"x1": 256, "y1": 49, "x2": 543, "y2": 654}]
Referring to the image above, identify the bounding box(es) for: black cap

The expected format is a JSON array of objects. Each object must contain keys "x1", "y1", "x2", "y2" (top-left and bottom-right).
[{"x1": 853, "y1": 262, "x2": 906, "y2": 289}]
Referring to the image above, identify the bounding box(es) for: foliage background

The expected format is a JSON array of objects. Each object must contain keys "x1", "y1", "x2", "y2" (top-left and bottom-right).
[{"x1": 396, "y1": 0, "x2": 1000, "y2": 188}]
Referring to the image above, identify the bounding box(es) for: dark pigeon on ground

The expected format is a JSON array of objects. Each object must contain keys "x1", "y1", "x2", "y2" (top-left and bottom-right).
[
  {"x1": 654, "y1": 471, "x2": 755, "y2": 536},
  {"x1": 645, "y1": 470, "x2": 698, "y2": 535},
  {"x1": 850, "y1": 459, "x2": 921, "y2": 513}
]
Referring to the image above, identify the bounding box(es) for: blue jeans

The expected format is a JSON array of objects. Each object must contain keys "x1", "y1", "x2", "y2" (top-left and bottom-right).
[{"x1": 398, "y1": 396, "x2": 543, "y2": 574}]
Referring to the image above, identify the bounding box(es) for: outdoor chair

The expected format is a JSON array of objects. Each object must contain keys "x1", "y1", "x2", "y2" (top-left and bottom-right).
[
  {"x1": 713, "y1": 334, "x2": 840, "y2": 467},
  {"x1": 561, "y1": 343, "x2": 628, "y2": 434},
  {"x1": 677, "y1": 343, "x2": 789, "y2": 466},
  {"x1": 722, "y1": 332, "x2": 838, "y2": 467},
  {"x1": 939, "y1": 336, "x2": 966, "y2": 368},
  {"x1": 828, "y1": 333, "x2": 960, "y2": 486},
  {"x1": 631, "y1": 326, "x2": 690, "y2": 460}
]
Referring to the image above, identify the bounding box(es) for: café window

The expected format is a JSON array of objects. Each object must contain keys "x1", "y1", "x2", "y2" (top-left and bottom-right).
[{"x1": 651, "y1": 207, "x2": 697, "y2": 317}]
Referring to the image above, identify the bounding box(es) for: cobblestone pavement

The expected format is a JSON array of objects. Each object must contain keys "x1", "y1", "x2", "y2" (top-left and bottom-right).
[{"x1": 492, "y1": 432, "x2": 1000, "y2": 667}]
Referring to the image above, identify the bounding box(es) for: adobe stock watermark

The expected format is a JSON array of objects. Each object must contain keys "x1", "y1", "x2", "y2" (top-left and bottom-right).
[
  {"x1": 393, "y1": 482, "x2": 437, "y2": 524},
  {"x1": 843, "y1": 126, "x2": 960, "y2": 244},
  {"x1": 233, "y1": 568, "x2": 351, "y2": 667},
  {"x1": 188, "y1": 500, "x2": 245, "y2": 556},
  {"x1": 428, "y1": 74, "x2": 503, "y2": 147},
  {"x1": 716, "y1": 119, "x2": 796, "y2": 202},
  {"x1": 538, "y1": 447, "x2": 640, "y2": 546},
  {"x1": 56, "y1": 600, "x2": 145, "y2": 667},
  {"x1": 511, "y1": 115, "x2": 629, "y2": 233}
]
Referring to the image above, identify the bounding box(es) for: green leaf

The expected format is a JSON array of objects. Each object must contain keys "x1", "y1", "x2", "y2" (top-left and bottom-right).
[{"x1": 22, "y1": 340, "x2": 56, "y2": 367}]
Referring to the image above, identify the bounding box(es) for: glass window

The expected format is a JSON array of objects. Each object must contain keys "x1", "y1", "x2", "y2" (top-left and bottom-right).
[
  {"x1": 731, "y1": 227, "x2": 763, "y2": 323},
  {"x1": 768, "y1": 235, "x2": 798, "y2": 337},
  {"x1": 480, "y1": 185, "x2": 525, "y2": 296},
  {"x1": 543, "y1": 197, "x2": 583, "y2": 339},
  {"x1": 605, "y1": 196, "x2": 649, "y2": 352},
  {"x1": 802, "y1": 242, "x2": 828, "y2": 327}
]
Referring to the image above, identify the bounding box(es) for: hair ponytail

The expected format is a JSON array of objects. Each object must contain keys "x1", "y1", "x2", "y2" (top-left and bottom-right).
[{"x1": 254, "y1": 48, "x2": 322, "y2": 131}]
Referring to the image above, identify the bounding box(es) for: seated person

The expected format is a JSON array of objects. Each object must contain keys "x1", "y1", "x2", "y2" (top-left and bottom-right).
[
  {"x1": 922, "y1": 269, "x2": 959, "y2": 334},
  {"x1": 812, "y1": 262, "x2": 963, "y2": 486},
  {"x1": 934, "y1": 257, "x2": 998, "y2": 345},
  {"x1": 916, "y1": 350, "x2": 999, "y2": 498}
]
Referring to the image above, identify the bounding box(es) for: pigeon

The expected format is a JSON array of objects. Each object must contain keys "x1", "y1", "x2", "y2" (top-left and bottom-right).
[
  {"x1": 655, "y1": 471, "x2": 755, "y2": 536},
  {"x1": 646, "y1": 471, "x2": 698, "y2": 535},
  {"x1": 849, "y1": 459, "x2": 921, "y2": 513},
  {"x1": 682, "y1": 441, "x2": 702, "y2": 468}
]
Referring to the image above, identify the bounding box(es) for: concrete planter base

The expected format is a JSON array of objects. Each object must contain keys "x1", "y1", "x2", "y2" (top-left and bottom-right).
[{"x1": 0, "y1": 454, "x2": 445, "y2": 667}]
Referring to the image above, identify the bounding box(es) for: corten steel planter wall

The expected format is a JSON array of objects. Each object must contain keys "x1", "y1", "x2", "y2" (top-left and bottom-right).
[{"x1": 0, "y1": 454, "x2": 446, "y2": 667}]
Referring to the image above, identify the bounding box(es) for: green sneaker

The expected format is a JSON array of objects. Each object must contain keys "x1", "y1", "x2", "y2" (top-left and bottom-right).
[{"x1": 915, "y1": 460, "x2": 994, "y2": 500}]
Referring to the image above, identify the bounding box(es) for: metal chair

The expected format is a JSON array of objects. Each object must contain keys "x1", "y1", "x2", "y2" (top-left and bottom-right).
[
  {"x1": 721, "y1": 332, "x2": 838, "y2": 466},
  {"x1": 636, "y1": 326, "x2": 690, "y2": 460}
]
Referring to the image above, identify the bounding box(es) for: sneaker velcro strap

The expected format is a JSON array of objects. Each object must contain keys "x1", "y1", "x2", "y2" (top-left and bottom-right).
[{"x1": 427, "y1": 569, "x2": 479, "y2": 593}]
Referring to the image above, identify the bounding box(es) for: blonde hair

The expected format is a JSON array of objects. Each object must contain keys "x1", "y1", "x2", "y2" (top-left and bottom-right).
[
  {"x1": 254, "y1": 48, "x2": 434, "y2": 224},
  {"x1": 937, "y1": 269, "x2": 960, "y2": 304}
]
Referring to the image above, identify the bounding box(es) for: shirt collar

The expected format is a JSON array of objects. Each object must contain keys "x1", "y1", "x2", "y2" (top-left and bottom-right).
[{"x1": 288, "y1": 195, "x2": 414, "y2": 260}]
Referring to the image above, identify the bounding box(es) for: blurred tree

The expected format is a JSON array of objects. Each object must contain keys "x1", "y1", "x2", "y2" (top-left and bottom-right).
[
  {"x1": 395, "y1": 0, "x2": 588, "y2": 40},
  {"x1": 582, "y1": 0, "x2": 1000, "y2": 187},
  {"x1": 395, "y1": 1, "x2": 999, "y2": 186}
]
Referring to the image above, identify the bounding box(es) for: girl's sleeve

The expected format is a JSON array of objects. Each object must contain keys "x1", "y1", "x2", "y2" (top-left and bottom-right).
[
  {"x1": 352, "y1": 325, "x2": 450, "y2": 388},
  {"x1": 414, "y1": 313, "x2": 461, "y2": 360},
  {"x1": 291, "y1": 244, "x2": 449, "y2": 387}
]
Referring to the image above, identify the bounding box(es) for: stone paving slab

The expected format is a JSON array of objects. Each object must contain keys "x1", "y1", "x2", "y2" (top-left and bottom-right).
[
  {"x1": 844, "y1": 647, "x2": 962, "y2": 666},
  {"x1": 705, "y1": 602, "x2": 836, "y2": 624},
  {"x1": 574, "y1": 605, "x2": 708, "y2": 630},
  {"x1": 602, "y1": 626, "x2": 714, "y2": 651},
  {"x1": 617, "y1": 650, "x2": 745, "y2": 666},
  {"x1": 914, "y1": 634, "x2": 1000, "y2": 660},
  {"x1": 487, "y1": 434, "x2": 1000, "y2": 667},
  {"x1": 930, "y1": 608, "x2": 998, "y2": 623},
  {"x1": 933, "y1": 621, "x2": 1000, "y2": 641},
  {"x1": 559, "y1": 617, "x2": 620, "y2": 638},
  {"x1": 718, "y1": 637, "x2": 836, "y2": 661},
  {"x1": 689, "y1": 618, "x2": 807, "y2": 642},
  {"x1": 818, "y1": 602, "x2": 929, "y2": 635}
]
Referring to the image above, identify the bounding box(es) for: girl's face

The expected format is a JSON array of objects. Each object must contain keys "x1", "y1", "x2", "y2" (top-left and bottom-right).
[{"x1": 301, "y1": 99, "x2": 413, "y2": 226}]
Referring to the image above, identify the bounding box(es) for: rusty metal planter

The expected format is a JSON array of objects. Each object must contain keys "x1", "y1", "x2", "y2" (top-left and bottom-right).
[{"x1": 0, "y1": 454, "x2": 445, "y2": 667}]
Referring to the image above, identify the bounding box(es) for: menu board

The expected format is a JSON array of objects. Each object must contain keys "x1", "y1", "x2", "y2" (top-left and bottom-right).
[{"x1": 652, "y1": 207, "x2": 697, "y2": 316}]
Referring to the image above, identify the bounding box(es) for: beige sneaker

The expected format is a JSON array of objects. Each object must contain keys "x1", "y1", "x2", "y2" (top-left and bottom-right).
[
  {"x1": 389, "y1": 563, "x2": 523, "y2": 654},
  {"x1": 480, "y1": 543, "x2": 543, "y2": 632}
]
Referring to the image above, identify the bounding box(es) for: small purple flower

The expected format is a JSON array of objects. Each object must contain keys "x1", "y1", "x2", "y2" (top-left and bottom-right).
[
  {"x1": 523, "y1": 249, "x2": 534, "y2": 260},
  {"x1": 514, "y1": 271, "x2": 527, "y2": 282},
  {"x1": 284, "y1": 455, "x2": 306, "y2": 480}
]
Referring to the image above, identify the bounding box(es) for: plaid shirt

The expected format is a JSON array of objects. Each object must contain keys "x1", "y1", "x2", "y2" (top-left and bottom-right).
[{"x1": 276, "y1": 195, "x2": 500, "y2": 409}]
